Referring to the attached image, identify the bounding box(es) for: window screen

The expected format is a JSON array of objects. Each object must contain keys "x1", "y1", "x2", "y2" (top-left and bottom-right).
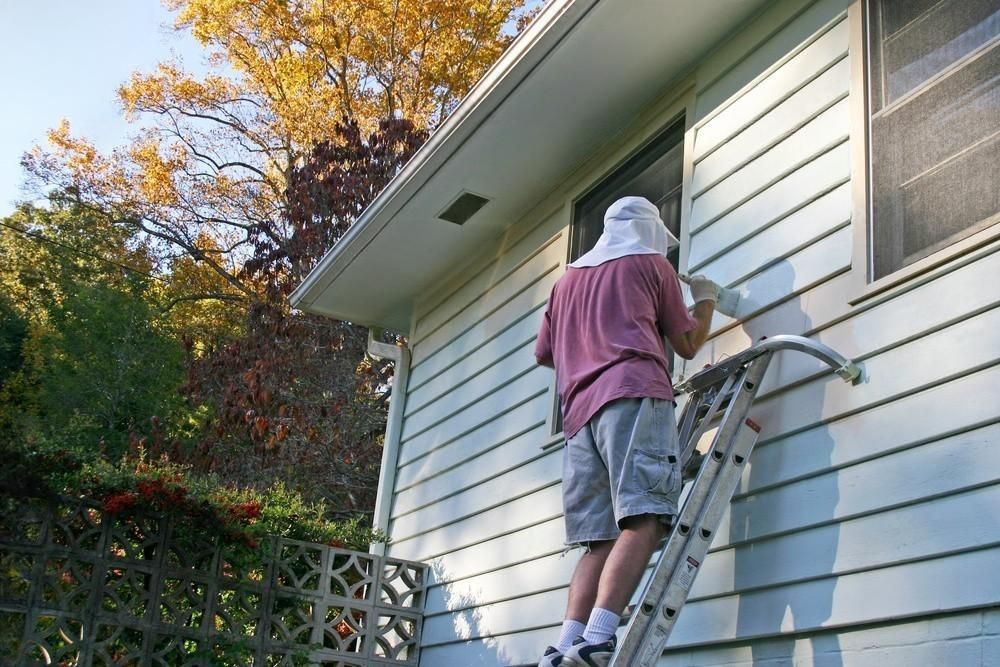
[
  {"x1": 570, "y1": 118, "x2": 685, "y2": 270},
  {"x1": 867, "y1": 0, "x2": 1000, "y2": 279}
]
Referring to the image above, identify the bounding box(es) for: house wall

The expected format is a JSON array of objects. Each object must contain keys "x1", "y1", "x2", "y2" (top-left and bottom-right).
[
  {"x1": 382, "y1": 0, "x2": 1000, "y2": 665},
  {"x1": 662, "y1": 0, "x2": 1000, "y2": 663}
]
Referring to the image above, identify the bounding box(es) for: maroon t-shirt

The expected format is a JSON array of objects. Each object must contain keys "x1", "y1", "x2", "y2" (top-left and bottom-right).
[{"x1": 534, "y1": 253, "x2": 697, "y2": 438}]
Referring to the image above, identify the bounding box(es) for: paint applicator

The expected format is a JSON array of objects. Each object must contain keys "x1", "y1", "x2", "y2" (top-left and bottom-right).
[{"x1": 678, "y1": 273, "x2": 742, "y2": 318}]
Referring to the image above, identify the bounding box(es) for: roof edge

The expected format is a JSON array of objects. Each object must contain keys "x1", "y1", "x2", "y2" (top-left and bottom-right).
[{"x1": 290, "y1": 0, "x2": 597, "y2": 313}]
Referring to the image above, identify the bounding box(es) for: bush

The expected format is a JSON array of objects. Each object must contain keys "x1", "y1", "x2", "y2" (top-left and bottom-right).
[{"x1": 0, "y1": 437, "x2": 383, "y2": 552}]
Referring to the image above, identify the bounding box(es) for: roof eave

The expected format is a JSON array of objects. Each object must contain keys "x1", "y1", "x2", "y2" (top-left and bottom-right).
[{"x1": 289, "y1": 0, "x2": 596, "y2": 317}]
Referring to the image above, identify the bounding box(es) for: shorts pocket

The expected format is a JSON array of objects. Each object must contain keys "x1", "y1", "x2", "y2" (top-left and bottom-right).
[{"x1": 633, "y1": 449, "x2": 678, "y2": 496}]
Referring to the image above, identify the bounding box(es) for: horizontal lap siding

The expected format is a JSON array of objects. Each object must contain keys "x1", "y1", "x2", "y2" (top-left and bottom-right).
[
  {"x1": 387, "y1": 211, "x2": 570, "y2": 666},
  {"x1": 663, "y1": 0, "x2": 1000, "y2": 661},
  {"x1": 387, "y1": 2, "x2": 1000, "y2": 663},
  {"x1": 662, "y1": 609, "x2": 1000, "y2": 666}
]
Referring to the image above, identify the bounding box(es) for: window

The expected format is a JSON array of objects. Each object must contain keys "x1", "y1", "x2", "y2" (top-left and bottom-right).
[
  {"x1": 864, "y1": 0, "x2": 1000, "y2": 280},
  {"x1": 570, "y1": 117, "x2": 685, "y2": 269},
  {"x1": 547, "y1": 117, "x2": 687, "y2": 438}
]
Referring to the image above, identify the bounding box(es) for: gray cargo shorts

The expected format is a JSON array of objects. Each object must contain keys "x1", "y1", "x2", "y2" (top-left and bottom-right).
[{"x1": 563, "y1": 396, "x2": 681, "y2": 546}]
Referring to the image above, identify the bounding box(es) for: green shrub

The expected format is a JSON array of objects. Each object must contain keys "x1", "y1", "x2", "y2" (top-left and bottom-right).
[{"x1": 0, "y1": 438, "x2": 384, "y2": 552}]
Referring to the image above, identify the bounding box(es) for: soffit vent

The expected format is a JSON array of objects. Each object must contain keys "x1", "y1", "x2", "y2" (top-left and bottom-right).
[{"x1": 438, "y1": 192, "x2": 490, "y2": 225}]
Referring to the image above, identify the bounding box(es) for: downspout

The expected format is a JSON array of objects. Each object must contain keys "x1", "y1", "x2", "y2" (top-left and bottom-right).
[{"x1": 366, "y1": 328, "x2": 411, "y2": 557}]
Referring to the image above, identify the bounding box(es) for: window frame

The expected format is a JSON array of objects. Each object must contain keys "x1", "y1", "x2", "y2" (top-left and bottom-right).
[
  {"x1": 542, "y1": 97, "x2": 695, "y2": 443},
  {"x1": 567, "y1": 116, "x2": 687, "y2": 269},
  {"x1": 847, "y1": 0, "x2": 1000, "y2": 303}
]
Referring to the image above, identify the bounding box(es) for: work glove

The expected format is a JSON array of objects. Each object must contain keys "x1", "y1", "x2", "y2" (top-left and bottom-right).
[{"x1": 682, "y1": 274, "x2": 720, "y2": 304}]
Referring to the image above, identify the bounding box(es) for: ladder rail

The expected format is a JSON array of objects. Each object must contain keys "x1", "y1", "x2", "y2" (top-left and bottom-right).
[
  {"x1": 674, "y1": 334, "x2": 862, "y2": 396},
  {"x1": 609, "y1": 335, "x2": 863, "y2": 666},
  {"x1": 677, "y1": 373, "x2": 738, "y2": 466},
  {"x1": 611, "y1": 354, "x2": 772, "y2": 666}
]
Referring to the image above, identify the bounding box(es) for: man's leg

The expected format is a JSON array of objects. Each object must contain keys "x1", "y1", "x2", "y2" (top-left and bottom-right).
[
  {"x1": 560, "y1": 515, "x2": 668, "y2": 665},
  {"x1": 565, "y1": 540, "x2": 615, "y2": 622},
  {"x1": 541, "y1": 418, "x2": 619, "y2": 666},
  {"x1": 593, "y1": 514, "x2": 667, "y2": 615}
]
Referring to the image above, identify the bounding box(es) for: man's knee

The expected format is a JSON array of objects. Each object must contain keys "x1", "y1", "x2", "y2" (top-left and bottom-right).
[
  {"x1": 584, "y1": 538, "x2": 615, "y2": 557},
  {"x1": 619, "y1": 513, "x2": 669, "y2": 540}
]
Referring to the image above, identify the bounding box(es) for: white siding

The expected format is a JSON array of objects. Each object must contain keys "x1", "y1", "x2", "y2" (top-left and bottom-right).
[
  {"x1": 382, "y1": 1, "x2": 1000, "y2": 664},
  {"x1": 661, "y1": 0, "x2": 1000, "y2": 662},
  {"x1": 663, "y1": 609, "x2": 1000, "y2": 666},
  {"x1": 386, "y1": 208, "x2": 572, "y2": 666}
]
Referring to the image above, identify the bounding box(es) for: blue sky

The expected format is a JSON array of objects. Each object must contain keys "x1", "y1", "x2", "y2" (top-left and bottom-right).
[{"x1": 0, "y1": 1, "x2": 208, "y2": 217}]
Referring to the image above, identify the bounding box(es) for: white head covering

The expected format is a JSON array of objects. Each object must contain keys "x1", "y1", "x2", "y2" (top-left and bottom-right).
[{"x1": 568, "y1": 196, "x2": 679, "y2": 268}]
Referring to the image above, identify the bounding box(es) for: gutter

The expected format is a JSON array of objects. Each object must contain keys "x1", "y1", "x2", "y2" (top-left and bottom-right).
[
  {"x1": 366, "y1": 329, "x2": 411, "y2": 557},
  {"x1": 289, "y1": 0, "x2": 599, "y2": 313}
]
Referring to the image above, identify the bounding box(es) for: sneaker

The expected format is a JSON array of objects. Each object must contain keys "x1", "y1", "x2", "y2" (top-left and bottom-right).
[
  {"x1": 537, "y1": 645, "x2": 564, "y2": 666},
  {"x1": 561, "y1": 635, "x2": 617, "y2": 667}
]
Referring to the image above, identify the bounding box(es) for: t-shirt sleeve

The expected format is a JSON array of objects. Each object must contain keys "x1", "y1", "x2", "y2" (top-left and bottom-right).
[
  {"x1": 535, "y1": 301, "x2": 555, "y2": 368},
  {"x1": 657, "y1": 260, "x2": 698, "y2": 338}
]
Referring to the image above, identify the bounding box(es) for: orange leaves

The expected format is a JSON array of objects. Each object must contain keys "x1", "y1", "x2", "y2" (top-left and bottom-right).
[
  {"x1": 164, "y1": 0, "x2": 535, "y2": 136},
  {"x1": 118, "y1": 63, "x2": 243, "y2": 119}
]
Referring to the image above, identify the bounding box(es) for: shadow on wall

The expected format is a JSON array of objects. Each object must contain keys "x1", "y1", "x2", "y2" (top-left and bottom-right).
[
  {"x1": 426, "y1": 559, "x2": 521, "y2": 667},
  {"x1": 731, "y1": 260, "x2": 843, "y2": 666}
]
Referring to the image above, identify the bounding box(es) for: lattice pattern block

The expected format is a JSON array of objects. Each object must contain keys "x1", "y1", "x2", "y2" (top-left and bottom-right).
[
  {"x1": 50, "y1": 503, "x2": 104, "y2": 552},
  {"x1": 321, "y1": 604, "x2": 368, "y2": 654},
  {"x1": 0, "y1": 550, "x2": 35, "y2": 604},
  {"x1": 269, "y1": 595, "x2": 317, "y2": 646},
  {"x1": 276, "y1": 542, "x2": 325, "y2": 591},
  {"x1": 106, "y1": 515, "x2": 164, "y2": 563},
  {"x1": 158, "y1": 576, "x2": 210, "y2": 629},
  {"x1": 38, "y1": 557, "x2": 95, "y2": 613},
  {"x1": 149, "y1": 633, "x2": 212, "y2": 667},
  {"x1": 91, "y1": 623, "x2": 146, "y2": 665},
  {"x1": 372, "y1": 612, "x2": 420, "y2": 662},
  {"x1": 100, "y1": 567, "x2": 155, "y2": 618},
  {"x1": 214, "y1": 585, "x2": 264, "y2": 638},
  {"x1": 377, "y1": 560, "x2": 425, "y2": 609},
  {"x1": 219, "y1": 545, "x2": 268, "y2": 584},
  {"x1": 22, "y1": 614, "x2": 84, "y2": 666},
  {"x1": 329, "y1": 550, "x2": 376, "y2": 602}
]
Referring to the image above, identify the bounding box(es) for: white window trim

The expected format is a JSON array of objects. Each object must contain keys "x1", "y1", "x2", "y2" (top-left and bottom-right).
[{"x1": 847, "y1": 0, "x2": 1000, "y2": 304}]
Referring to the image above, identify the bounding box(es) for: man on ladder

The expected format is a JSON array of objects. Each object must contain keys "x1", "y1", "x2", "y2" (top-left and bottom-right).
[{"x1": 533, "y1": 196, "x2": 726, "y2": 667}]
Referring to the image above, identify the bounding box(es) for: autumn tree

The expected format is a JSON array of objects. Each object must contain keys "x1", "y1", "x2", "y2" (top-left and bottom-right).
[
  {"x1": 181, "y1": 118, "x2": 426, "y2": 514},
  {"x1": 24, "y1": 0, "x2": 535, "y2": 299},
  {"x1": 20, "y1": 0, "x2": 536, "y2": 515}
]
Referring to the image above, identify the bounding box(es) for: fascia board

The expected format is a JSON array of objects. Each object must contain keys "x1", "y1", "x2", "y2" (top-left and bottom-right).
[{"x1": 289, "y1": 0, "x2": 597, "y2": 312}]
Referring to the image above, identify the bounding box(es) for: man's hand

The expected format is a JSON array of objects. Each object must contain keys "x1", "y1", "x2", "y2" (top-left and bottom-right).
[{"x1": 681, "y1": 274, "x2": 720, "y2": 304}]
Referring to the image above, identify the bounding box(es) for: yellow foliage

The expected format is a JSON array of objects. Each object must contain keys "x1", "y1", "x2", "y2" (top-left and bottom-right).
[
  {"x1": 164, "y1": 0, "x2": 529, "y2": 140},
  {"x1": 24, "y1": 0, "x2": 536, "y2": 301}
]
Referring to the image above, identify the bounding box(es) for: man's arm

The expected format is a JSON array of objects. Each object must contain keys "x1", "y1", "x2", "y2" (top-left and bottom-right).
[
  {"x1": 667, "y1": 274, "x2": 718, "y2": 359},
  {"x1": 668, "y1": 300, "x2": 713, "y2": 359},
  {"x1": 534, "y1": 308, "x2": 555, "y2": 368}
]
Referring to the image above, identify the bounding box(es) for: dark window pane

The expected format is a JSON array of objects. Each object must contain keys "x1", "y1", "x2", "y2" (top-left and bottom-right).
[{"x1": 570, "y1": 119, "x2": 685, "y2": 269}]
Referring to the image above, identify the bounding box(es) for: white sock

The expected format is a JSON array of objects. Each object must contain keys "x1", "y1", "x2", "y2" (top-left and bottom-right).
[
  {"x1": 557, "y1": 619, "x2": 585, "y2": 652},
  {"x1": 583, "y1": 607, "x2": 620, "y2": 644}
]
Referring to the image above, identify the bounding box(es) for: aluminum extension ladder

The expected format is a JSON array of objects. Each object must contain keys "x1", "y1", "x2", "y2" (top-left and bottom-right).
[{"x1": 609, "y1": 335, "x2": 863, "y2": 666}]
